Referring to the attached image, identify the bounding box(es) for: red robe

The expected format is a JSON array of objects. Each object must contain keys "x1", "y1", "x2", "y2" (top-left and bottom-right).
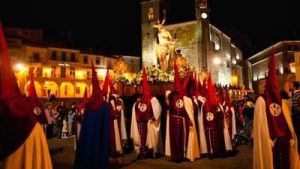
[
  {"x1": 203, "y1": 104, "x2": 226, "y2": 157},
  {"x1": 134, "y1": 100, "x2": 153, "y2": 157},
  {"x1": 169, "y1": 94, "x2": 191, "y2": 162},
  {"x1": 265, "y1": 99, "x2": 291, "y2": 169}
]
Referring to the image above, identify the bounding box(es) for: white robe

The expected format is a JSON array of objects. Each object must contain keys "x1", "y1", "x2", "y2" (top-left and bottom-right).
[
  {"x1": 253, "y1": 96, "x2": 274, "y2": 169},
  {"x1": 146, "y1": 97, "x2": 163, "y2": 154},
  {"x1": 230, "y1": 107, "x2": 237, "y2": 140},
  {"x1": 282, "y1": 99, "x2": 300, "y2": 169},
  {"x1": 130, "y1": 97, "x2": 162, "y2": 155},
  {"x1": 197, "y1": 96, "x2": 208, "y2": 154},
  {"x1": 110, "y1": 99, "x2": 122, "y2": 153},
  {"x1": 219, "y1": 103, "x2": 233, "y2": 151},
  {"x1": 253, "y1": 97, "x2": 300, "y2": 169},
  {"x1": 118, "y1": 98, "x2": 128, "y2": 141}
]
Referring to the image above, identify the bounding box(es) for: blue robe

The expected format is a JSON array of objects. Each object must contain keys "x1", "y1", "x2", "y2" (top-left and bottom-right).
[{"x1": 74, "y1": 102, "x2": 109, "y2": 169}]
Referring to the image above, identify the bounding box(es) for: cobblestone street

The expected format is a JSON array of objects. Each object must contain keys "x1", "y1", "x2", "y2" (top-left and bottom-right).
[{"x1": 49, "y1": 137, "x2": 252, "y2": 169}]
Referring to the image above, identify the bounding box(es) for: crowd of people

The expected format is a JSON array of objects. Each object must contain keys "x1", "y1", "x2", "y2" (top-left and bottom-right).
[
  {"x1": 1, "y1": 22, "x2": 300, "y2": 169},
  {"x1": 42, "y1": 101, "x2": 85, "y2": 140},
  {"x1": 74, "y1": 65, "x2": 254, "y2": 165}
]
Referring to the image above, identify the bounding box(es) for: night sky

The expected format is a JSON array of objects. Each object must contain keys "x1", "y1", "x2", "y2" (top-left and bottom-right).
[{"x1": 0, "y1": 0, "x2": 299, "y2": 57}]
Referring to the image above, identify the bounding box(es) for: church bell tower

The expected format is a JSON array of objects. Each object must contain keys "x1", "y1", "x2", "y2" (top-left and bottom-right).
[{"x1": 195, "y1": 0, "x2": 210, "y2": 71}]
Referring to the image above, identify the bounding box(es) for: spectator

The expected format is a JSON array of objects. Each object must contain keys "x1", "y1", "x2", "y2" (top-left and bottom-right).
[
  {"x1": 62, "y1": 118, "x2": 68, "y2": 139},
  {"x1": 55, "y1": 101, "x2": 67, "y2": 139},
  {"x1": 68, "y1": 103, "x2": 76, "y2": 137},
  {"x1": 44, "y1": 103, "x2": 55, "y2": 138}
]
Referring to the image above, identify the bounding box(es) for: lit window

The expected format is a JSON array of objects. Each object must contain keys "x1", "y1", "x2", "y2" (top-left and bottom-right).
[{"x1": 70, "y1": 67, "x2": 75, "y2": 78}]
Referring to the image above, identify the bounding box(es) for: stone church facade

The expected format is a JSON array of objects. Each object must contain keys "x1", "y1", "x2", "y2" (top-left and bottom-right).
[{"x1": 141, "y1": 0, "x2": 244, "y2": 86}]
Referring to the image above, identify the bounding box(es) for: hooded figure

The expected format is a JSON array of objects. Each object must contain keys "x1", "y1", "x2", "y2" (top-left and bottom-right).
[
  {"x1": 223, "y1": 88, "x2": 237, "y2": 140},
  {"x1": 165, "y1": 63, "x2": 200, "y2": 162},
  {"x1": 131, "y1": 67, "x2": 163, "y2": 159},
  {"x1": 253, "y1": 48, "x2": 300, "y2": 169},
  {"x1": 201, "y1": 73, "x2": 227, "y2": 158},
  {"x1": 74, "y1": 62, "x2": 109, "y2": 169},
  {"x1": 216, "y1": 87, "x2": 233, "y2": 152},
  {"x1": 102, "y1": 71, "x2": 127, "y2": 157},
  {"x1": 27, "y1": 70, "x2": 48, "y2": 125},
  {"x1": 0, "y1": 23, "x2": 52, "y2": 169}
]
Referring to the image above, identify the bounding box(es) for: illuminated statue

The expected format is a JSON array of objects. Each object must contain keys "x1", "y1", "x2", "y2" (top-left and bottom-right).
[
  {"x1": 113, "y1": 56, "x2": 128, "y2": 74},
  {"x1": 168, "y1": 50, "x2": 187, "y2": 70},
  {"x1": 153, "y1": 19, "x2": 175, "y2": 71}
]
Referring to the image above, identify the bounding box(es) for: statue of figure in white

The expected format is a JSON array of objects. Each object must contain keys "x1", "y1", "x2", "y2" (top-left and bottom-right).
[{"x1": 153, "y1": 19, "x2": 175, "y2": 71}]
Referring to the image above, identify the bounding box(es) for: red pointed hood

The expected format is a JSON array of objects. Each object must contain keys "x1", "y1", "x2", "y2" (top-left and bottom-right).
[
  {"x1": 28, "y1": 71, "x2": 37, "y2": 99},
  {"x1": 0, "y1": 23, "x2": 37, "y2": 158},
  {"x1": 206, "y1": 73, "x2": 218, "y2": 109},
  {"x1": 82, "y1": 87, "x2": 88, "y2": 105},
  {"x1": 200, "y1": 78, "x2": 207, "y2": 97},
  {"x1": 265, "y1": 47, "x2": 281, "y2": 105},
  {"x1": 110, "y1": 82, "x2": 119, "y2": 96},
  {"x1": 194, "y1": 75, "x2": 200, "y2": 97},
  {"x1": 217, "y1": 87, "x2": 224, "y2": 104},
  {"x1": 77, "y1": 87, "x2": 88, "y2": 110},
  {"x1": 142, "y1": 66, "x2": 152, "y2": 104},
  {"x1": 101, "y1": 69, "x2": 111, "y2": 96},
  {"x1": 174, "y1": 62, "x2": 184, "y2": 97},
  {"x1": 183, "y1": 71, "x2": 191, "y2": 92},
  {"x1": 91, "y1": 61, "x2": 101, "y2": 98},
  {"x1": 0, "y1": 24, "x2": 21, "y2": 100},
  {"x1": 27, "y1": 71, "x2": 47, "y2": 124},
  {"x1": 86, "y1": 61, "x2": 103, "y2": 111}
]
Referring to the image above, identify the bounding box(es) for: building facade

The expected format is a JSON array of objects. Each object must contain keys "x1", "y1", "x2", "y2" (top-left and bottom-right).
[
  {"x1": 5, "y1": 33, "x2": 140, "y2": 98},
  {"x1": 141, "y1": 0, "x2": 244, "y2": 86},
  {"x1": 247, "y1": 41, "x2": 300, "y2": 94}
]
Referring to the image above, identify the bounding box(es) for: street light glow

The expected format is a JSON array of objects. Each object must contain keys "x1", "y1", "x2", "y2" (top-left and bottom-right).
[
  {"x1": 214, "y1": 43, "x2": 220, "y2": 51},
  {"x1": 213, "y1": 57, "x2": 222, "y2": 65},
  {"x1": 15, "y1": 63, "x2": 26, "y2": 71},
  {"x1": 226, "y1": 53, "x2": 230, "y2": 59},
  {"x1": 201, "y1": 12, "x2": 208, "y2": 19}
]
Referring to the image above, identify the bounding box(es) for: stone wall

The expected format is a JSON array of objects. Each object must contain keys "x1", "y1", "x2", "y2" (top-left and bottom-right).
[{"x1": 166, "y1": 21, "x2": 200, "y2": 71}]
